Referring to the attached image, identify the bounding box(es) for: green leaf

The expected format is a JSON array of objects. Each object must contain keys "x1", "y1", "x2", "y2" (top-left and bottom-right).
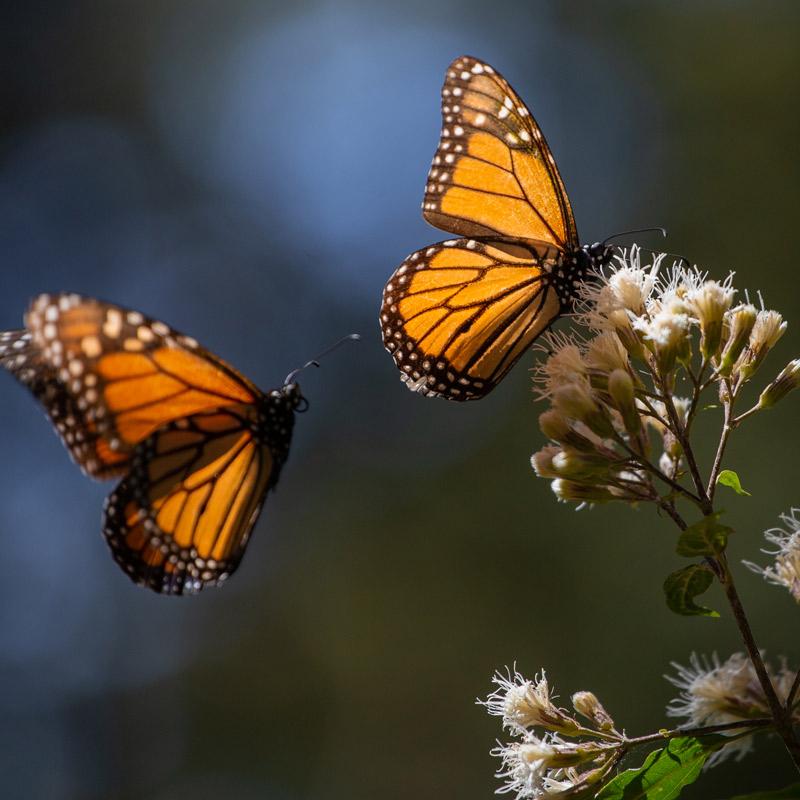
[
  {"x1": 663, "y1": 565, "x2": 719, "y2": 617},
  {"x1": 676, "y1": 513, "x2": 733, "y2": 557},
  {"x1": 717, "y1": 469, "x2": 751, "y2": 496},
  {"x1": 597, "y1": 737, "x2": 718, "y2": 799},
  {"x1": 725, "y1": 784, "x2": 800, "y2": 800}
]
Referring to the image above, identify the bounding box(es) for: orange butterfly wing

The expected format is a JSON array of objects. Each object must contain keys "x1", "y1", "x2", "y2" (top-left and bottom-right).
[
  {"x1": 381, "y1": 239, "x2": 563, "y2": 399},
  {"x1": 422, "y1": 55, "x2": 578, "y2": 250},
  {"x1": 103, "y1": 402, "x2": 292, "y2": 595},
  {"x1": 11, "y1": 293, "x2": 258, "y2": 479}
]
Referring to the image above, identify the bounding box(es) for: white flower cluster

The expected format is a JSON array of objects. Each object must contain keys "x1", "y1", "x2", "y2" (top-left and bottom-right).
[
  {"x1": 666, "y1": 652, "x2": 799, "y2": 766},
  {"x1": 481, "y1": 668, "x2": 617, "y2": 798},
  {"x1": 531, "y1": 248, "x2": 795, "y2": 507}
]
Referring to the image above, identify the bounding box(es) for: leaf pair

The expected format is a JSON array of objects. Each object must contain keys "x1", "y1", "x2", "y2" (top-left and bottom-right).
[{"x1": 663, "y1": 513, "x2": 733, "y2": 617}]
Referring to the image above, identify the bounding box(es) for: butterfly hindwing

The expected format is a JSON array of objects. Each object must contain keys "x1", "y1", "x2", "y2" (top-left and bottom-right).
[
  {"x1": 423, "y1": 55, "x2": 578, "y2": 249},
  {"x1": 381, "y1": 238, "x2": 563, "y2": 400},
  {"x1": 103, "y1": 399, "x2": 294, "y2": 595},
  {"x1": 14, "y1": 293, "x2": 259, "y2": 478}
]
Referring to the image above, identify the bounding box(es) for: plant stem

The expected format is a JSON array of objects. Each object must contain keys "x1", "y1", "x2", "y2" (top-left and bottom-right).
[
  {"x1": 787, "y1": 666, "x2": 800, "y2": 712},
  {"x1": 684, "y1": 359, "x2": 709, "y2": 437},
  {"x1": 623, "y1": 717, "x2": 773, "y2": 748},
  {"x1": 715, "y1": 553, "x2": 800, "y2": 771},
  {"x1": 613, "y1": 435, "x2": 703, "y2": 509},
  {"x1": 732, "y1": 404, "x2": 761, "y2": 426},
  {"x1": 658, "y1": 500, "x2": 688, "y2": 531},
  {"x1": 707, "y1": 385, "x2": 735, "y2": 501},
  {"x1": 658, "y1": 379, "x2": 712, "y2": 513}
]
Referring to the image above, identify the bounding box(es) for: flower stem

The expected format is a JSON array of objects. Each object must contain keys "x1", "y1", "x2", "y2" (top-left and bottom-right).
[
  {"x1": 732, "y1": 405, "x2": 761, "y2": 426},
  {"x1": 658, "y1": 500, "x2": 688, "y2": 531},
  {"x1": 658, "y1": 378, "x2": 712, "y2": 513},
  {"x1": 706, "y1": 380, "x2": 735, "y2": 501},
  {"x1": 613, "y1": 435, "x2": 703, "y2": 509},
  {"x1": 787, "y1": 669, "x2": 800, "y2": 712},
  {"x1": 714, "y1": 553, "x2": 800, "y2": 771},
  {"x1": 623, "y1": 717, "x2": 773, "y2": 748}
]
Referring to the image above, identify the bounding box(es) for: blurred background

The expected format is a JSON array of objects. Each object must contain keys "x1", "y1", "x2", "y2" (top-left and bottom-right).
[{"x1": 1, "y1": 1, "x2": 798, "y2": 797}]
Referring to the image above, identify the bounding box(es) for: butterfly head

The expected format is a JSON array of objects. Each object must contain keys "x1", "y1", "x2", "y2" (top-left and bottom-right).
[
  {"x1": 280, "y1": 381, "x2": 308, "y2": 412},
  {"x1": 585, "y1": 241, "x2": 615, "y2": 270}
]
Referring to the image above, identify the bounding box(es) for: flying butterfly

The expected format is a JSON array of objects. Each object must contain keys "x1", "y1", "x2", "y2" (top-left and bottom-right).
[
  {"x1": 0, "y1": 293, "x2": 357, "y2": 595},
  {"x1": 380, "y1": 55, "x2": 616, "y2": 400}
]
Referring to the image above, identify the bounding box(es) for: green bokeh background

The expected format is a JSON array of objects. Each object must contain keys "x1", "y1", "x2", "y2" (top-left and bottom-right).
[{"x1": 0, "y1": 1, "x2": 798, "y2": 797}]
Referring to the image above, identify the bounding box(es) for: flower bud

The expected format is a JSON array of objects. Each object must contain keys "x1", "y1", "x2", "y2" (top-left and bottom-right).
[
  {"x1": 552, "y1": 384, "x2": 615, "y2": 439},
  {"x1": 585, "y1": 331, "x2": 631, "y2": 375},
  {"x1": 718, "y1": 304, "x2": 757, "y2": 376},
  {"x1": 532, "y1": 446, "x2": 561, "y2": 479},
  {"x1": 737, "y1": 309, "x2": 787, "y2": 381},
  {"x1": 608, "y1": 309, "x2": 645, "y2": 360},
  {"x1": 552, "y1": 449, "x2": 613, "y2": 480},
  {"x1": 517, "y1": 740, "x2": 602, "y2": 769},
  {"x1": 608, "y1": 369, "x2": 640, "y2": 435},
  {"x1": 572, "y1": 691, "x2": 616, "y2": 732},
  {"x1": 758, "y1": 359, "x2": 800, "y2": 409},
  {"x1": 687, "y1": 280, "x2": 735, "y2": 360},
  {"x1": 538, "y1": 410, "x2": 595, "y2": 451},
  {"x1": 552, "y1": 479, "x2": 615, "y2": 504}
]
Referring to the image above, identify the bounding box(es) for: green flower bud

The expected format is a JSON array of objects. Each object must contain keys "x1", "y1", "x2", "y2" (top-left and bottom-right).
[
  {"x1": 759, "y1": 359, "x2": 800, "y2": 409},
  {"x1": 572, "y1": 690, "x2": 616, "y2": 731},
  {"x1": 608, "y1": 369, "x2": 640, "y2": 435},
  {"x1": 608, "y1": 309, "x2": 645, "y2": 360},
  {"x1": 552, "y1": 384, "x2": 615, "y2": 439},
  {"x1": 552, "y1": 449, "x2": 613, "y2": 480},
  {"x1": 737, "y1": 309, "x2": 787, "y2": 381},
  {"x1": 538, "y1": 410, "x2": 595, "y2": 451},
  {"x1": 551, "y1": 479, "x2": 615, "y2": 504},
  {"x1": 718, "y1": 304, "x2": 757, "y2": 376},
  {"x1": 687, "y1": 280, "x2": 735, "y2": 361},
  {"x1": 531, "y1": 446, "x2": 561, "y2": 479}
]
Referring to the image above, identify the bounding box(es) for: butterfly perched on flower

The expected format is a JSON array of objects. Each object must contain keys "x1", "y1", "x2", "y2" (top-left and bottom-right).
[
  {"x1": 0, "y1": 293, "x2": 327, "y2": 595},
  {"x1": 380, "y1": 55, "x2": 614, "y2": 400}
]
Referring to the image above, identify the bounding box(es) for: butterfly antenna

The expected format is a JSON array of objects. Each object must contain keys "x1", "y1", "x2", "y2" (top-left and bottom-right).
[
  {"x1": 284, "y1": 333, "x2": 361, "y2": 385},
  {"x1": 601, "y1": 227, "x2": 667, "y2": 247},
  {"x1": 635, "y1": 248, "x2": 692, "y2": 269}
]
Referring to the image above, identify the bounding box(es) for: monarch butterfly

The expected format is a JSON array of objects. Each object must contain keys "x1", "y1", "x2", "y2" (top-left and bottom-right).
[
  {"x1": 0, "y1": 293, "x2": 352, "y2": 595},
  {"x1": 380, "y1": 55, "x2": 615, "y2": 400}
]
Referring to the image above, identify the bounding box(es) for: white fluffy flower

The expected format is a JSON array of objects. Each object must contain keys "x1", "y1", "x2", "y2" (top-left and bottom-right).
[
  {"x1": 744, "y1": 508, "x2": 800, "y2": 602},
  {"x1": 491, "y1": 735, "x2": 578, "y2": 799},
  {"x1": 482, "y1": 668, "x2": 578, "y2": 735},
  {"x1": 575, "y1": 246, "x2": 661, "y2": 330},
  {"x1": 666, "y1": 652, "x2": 799, "y2": 766}
]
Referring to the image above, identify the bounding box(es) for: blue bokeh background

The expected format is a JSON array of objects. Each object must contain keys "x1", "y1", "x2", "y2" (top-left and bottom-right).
[{"x1": 1, "y1": 2, "x2": 798, "y2": 797}]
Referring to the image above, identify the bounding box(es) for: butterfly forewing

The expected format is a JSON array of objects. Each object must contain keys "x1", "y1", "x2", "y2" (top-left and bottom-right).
[
  {"x1": 103, "y1": 402, "x2": 292, "y2": 595},
  {"x1": 423, "y1": 56, "x2": 578, "y2": 249},
  {"x1": 381, "y1": 238, "x2": 562, "y2": 400},
  {"x1": 18, "y1": 293, "x2": 259, "y2": 478}
]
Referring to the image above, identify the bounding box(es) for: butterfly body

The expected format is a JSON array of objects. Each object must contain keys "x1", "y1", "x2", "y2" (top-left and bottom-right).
[
  {"x1": 0, "y1": 293, "x2": 304, "y2": 594},
  {"x1": 380, "y1": 56, "x2": 614, "y2": 400}
]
